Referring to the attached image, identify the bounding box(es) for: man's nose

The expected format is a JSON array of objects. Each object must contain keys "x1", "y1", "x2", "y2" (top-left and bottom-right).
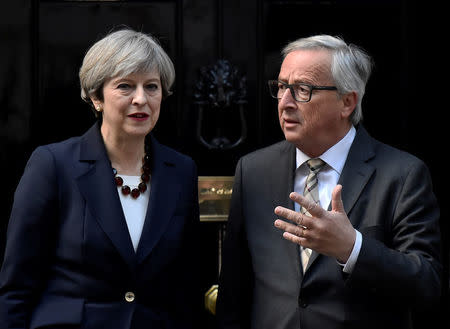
[{"x1": 278, "y1": 87, "x2": 297, "y2": 109}]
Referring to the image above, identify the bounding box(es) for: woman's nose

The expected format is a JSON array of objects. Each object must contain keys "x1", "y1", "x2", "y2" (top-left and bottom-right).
[{"x1": 132, "y1": 85, "x2": 147, "y2": 105}]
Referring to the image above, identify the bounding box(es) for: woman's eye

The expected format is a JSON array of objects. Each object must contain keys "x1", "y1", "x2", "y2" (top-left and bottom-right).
[
  {"x1": 146, "y1": 83, "x2": 159, "y2": 91},
  {"x1": 117, "y1": 83, "x2": 131, "y2": 89}
]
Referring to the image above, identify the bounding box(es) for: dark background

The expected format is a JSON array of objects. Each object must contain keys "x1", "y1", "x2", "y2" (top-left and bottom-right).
[{"x1": 1, "y1": 0, "x2": 448, "y2": 328}]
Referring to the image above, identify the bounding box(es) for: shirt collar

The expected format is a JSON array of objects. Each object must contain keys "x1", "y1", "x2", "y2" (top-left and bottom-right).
[{"x1": 296, "y1": 125, "x2": 356, "y2": 174}]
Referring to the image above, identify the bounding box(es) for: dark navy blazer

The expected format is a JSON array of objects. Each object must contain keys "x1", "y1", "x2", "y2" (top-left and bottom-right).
[{"x1": 0, "y1": 123, "x2": 201, "y2": 329}]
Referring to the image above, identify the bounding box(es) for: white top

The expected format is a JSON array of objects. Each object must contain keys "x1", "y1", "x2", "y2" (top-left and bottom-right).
[
  {"x1": 117, "y1": 175, "x2": 150, "y2": 251},
  {"x1": 294, "y1": 126, "x2": 362, "y2": 273}
]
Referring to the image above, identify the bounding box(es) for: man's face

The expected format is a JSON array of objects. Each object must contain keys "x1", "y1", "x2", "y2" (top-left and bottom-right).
[{"x1": 277, "y1": 49, "x2": 350, "y2": 156}]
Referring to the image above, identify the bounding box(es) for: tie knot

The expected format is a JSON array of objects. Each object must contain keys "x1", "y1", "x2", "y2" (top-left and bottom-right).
[{"x1": 306, "y1": 158, "x2": 325, "y2": 173}]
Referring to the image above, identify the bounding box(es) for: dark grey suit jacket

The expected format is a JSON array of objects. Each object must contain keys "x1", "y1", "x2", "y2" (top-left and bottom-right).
[{"x1": 217, "y1": 125, "x2": 442, "y2": 329}]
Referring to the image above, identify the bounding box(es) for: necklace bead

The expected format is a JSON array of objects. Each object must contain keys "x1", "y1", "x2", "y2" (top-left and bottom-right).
[
  {"x1": 115, "y1": 176, "x2": 124, "y2": 186},
  {"x1": 130, "y1": 188, "x2": 140, "y2": 199},
  {"x1": 122, "y1": 185, "x2": 131, "y2": 195},
  {"x1": 138, "y1": 182, "x2": 147, "y2": 193},
  {"x1": 112, "y1": 151, "x2": 150, "y2": 199}
]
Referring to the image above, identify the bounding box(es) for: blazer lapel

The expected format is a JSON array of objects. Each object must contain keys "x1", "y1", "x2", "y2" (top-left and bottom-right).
[
  {"x1": 75, "y1": 123, "x2": 137, "y2": 270},
  {"x1": 136, "y1": 136, "x2": 181, "y2": 264},
  {"x1": 306, "y1": 125, "x2": 375, "y2": 270}
]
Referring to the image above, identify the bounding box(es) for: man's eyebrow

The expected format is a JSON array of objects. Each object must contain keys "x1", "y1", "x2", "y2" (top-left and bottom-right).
[{"x1": 277, "y1": 78, "x2": 309, "y2": 84}]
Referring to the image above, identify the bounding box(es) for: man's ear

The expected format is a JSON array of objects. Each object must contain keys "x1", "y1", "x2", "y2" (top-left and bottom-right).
[{"x1": 341, "y1": 91, "x2": 358, "y2": 119}]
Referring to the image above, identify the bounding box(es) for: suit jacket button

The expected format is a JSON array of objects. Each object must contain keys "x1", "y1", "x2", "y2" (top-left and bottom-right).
[{"x1": 125, "y1": 291, "x2": 135, "y2": 302}]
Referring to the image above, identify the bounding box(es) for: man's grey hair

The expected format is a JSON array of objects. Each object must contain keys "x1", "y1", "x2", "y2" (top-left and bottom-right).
[
  {"x1": 282, "y1": 35, "x2": 373, "y2": 125},
  {"x1": 79, "y1": 28, "x2": 175, "y2": 108}
]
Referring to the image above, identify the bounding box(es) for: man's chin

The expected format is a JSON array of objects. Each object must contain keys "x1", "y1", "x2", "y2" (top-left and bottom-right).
[{"x1": 283, "y1": 131, "x2": 301, "y2": 145}]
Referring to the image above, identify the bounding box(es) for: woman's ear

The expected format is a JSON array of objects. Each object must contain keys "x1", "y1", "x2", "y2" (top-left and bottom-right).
[{"x1": 90, "y1": 97, "x2": 103, "y2": 113}]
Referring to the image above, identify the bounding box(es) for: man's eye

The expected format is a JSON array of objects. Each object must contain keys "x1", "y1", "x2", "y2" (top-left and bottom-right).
[
  {"x1": 297, "y1": 85, "x2": 309, "y2": 94},
  {"x1": 278, "y1": 83, "x2": 286, "y2": 90}
]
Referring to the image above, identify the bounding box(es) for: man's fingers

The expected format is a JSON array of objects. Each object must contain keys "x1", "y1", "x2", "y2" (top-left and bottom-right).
[
  {"x1": 331, "y1": 184, "x2": 345, "y2": 213},
  {"x1": 274, "y1": 206, "x2": 302, "y2": 225},
  {"x1": 282, "y1": 231, "x2": 305, "y2": 245},
  {"x1": 289, "y1": 192, "x2": 324, "y2": 217},
  {"x1": 274, "y1": 219, "x2": 303, "y2": 236},
  {"x1": 274, "y1": 219, "x2": 307, "y2": 245}
]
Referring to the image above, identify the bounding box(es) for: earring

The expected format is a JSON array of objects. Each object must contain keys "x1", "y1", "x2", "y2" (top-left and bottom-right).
[{"x1": 95, "y1": 105, "x2": 103, "y2": 112}]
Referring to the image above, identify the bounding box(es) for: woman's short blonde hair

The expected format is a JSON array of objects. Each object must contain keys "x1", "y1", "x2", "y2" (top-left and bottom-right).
[{"x1": 79, "y1": 28, "x2": 175, "y2": 107}]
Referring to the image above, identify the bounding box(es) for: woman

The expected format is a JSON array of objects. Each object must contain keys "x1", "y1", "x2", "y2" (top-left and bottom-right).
[{"x1": 0, "y1": 28, "x2": 201, "y2": 329}]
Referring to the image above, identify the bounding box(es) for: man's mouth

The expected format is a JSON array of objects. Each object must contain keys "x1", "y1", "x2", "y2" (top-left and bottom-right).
[{"x1": 284, "y1": 117, "x2": 299, "y2": 124}]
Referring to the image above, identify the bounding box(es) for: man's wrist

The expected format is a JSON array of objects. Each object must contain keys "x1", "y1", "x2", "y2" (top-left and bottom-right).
[{"x1": 337, "y1": 229, "x2": 362, "y2": 273}]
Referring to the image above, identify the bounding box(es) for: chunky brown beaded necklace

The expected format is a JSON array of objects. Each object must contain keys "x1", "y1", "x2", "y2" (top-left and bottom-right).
[{"x1": 112, "y1": 153, "x2": 151, "y2": 199}]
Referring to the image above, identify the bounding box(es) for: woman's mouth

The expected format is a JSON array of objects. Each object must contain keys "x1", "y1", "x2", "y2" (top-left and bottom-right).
[{"x1": 128, "y1": 113, "x2": 149, "y2": 121}]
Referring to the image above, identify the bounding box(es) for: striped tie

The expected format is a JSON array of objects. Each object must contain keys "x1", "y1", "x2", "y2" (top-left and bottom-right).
[{"x1": 301, "y1": 158, "x2": 325, "y2": 272}]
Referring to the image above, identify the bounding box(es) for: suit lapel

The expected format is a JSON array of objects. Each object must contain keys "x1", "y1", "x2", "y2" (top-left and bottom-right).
[
  {"x1": 136, "y1": 136, "x2": 181, "y2": 264},
  {"x1": 306, "y1": 125, "x2": 375, "y2": 271},
  {"x1": 271, "y1": 141, "x2": 303, "y2": 279},
  {"x1": 271, "y1": 141, "x2": 296, "y2": 211},
  {"x1": 337, "y1": 125, "x2": 375, "y2": 219},
  {"x1": 75, "y1": 123, "x2": 137, "y2": 270}
]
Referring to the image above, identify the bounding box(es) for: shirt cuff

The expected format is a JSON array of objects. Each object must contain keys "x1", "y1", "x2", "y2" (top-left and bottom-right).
[{"x1": 338, "y1": 229, "x2": 362, "y2": 274}]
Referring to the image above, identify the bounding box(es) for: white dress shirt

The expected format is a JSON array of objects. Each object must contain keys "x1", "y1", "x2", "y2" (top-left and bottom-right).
[{"x1": 294, "y1": 126, "x2": 362, "y2": 273}]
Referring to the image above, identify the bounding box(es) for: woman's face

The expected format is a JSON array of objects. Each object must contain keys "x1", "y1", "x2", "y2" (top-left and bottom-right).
[{"x1": 94, "y1": 70, "x2": 162, "y2": 142}]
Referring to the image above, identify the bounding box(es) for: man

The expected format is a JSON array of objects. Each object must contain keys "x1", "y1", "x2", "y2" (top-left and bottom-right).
[{"x1": 216, "y1": 35, "x2": 442, "y2": 329}]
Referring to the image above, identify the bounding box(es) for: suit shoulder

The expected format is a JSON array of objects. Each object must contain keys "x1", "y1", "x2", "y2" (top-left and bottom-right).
[
  {"x1": 240, "y1": 140, "x2": 293, "y2": 164},
  {"x1": 356, "y1": 126, "x2": 427, "y2": 169},
  {"x1": 43, "y1": 135, "x2": 83, "y2": 152},
  {"x1": 371, "y1": 138, "x2": 426, "y2": 167},
  {"x1": 28, "y1": 135, "x2": 82, "y2": 162}
]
